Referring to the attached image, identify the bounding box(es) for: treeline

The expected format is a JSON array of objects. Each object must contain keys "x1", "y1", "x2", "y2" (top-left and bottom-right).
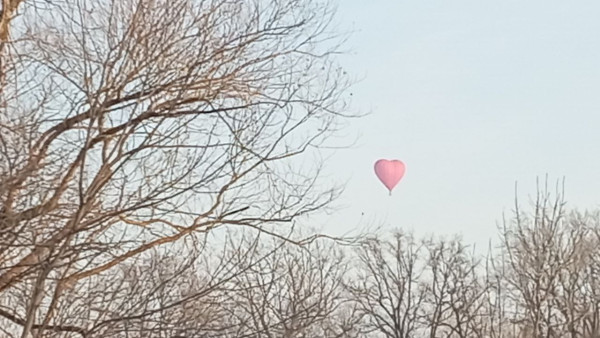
[{"x1": 3, "y1": 191, "x2": 600, "y2": 338}]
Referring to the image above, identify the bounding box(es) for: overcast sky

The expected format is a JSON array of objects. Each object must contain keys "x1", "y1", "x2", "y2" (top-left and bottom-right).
[{"x1": 314, "y1": 0, "x2": 600, "y2": 249}]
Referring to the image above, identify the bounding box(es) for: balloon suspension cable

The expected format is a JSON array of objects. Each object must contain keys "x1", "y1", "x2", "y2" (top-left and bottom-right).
[{"x1": 389, "y1": 190, "x2": 392, "y2": 196}]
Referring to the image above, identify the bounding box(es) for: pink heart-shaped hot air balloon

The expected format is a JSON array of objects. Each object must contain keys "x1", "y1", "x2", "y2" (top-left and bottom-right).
[{"x1": 374, "y1": 159, "x2": 406, "y2": 195}]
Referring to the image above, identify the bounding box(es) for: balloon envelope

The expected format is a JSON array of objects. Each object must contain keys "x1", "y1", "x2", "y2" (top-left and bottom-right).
[{"x1": 374, "y1": 159, "x2": 405, "y2": 194}]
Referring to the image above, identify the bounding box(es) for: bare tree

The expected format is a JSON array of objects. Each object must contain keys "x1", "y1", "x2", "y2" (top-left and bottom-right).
[
  {"x1": 348, "y1": 232, "x2": 488, "y2": 338},
  {"x1": 422, "y1": 237, "x2": 487, "y2": 338},
  {"x1": 348, "y1": 232, "x2": 428, "y2": 338},
  {"x1": 495, "y1": 181, "x2": 600, "y2": 338},
  {"x1": 221, "y1": 231, "x2": 363, "y2": 338},
  {"x1": 0, "y1": 0, "x2": 352, "y2": 336}
]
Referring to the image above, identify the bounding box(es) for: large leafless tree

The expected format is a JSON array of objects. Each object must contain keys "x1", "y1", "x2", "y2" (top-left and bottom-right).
[{"x1": 0, "y1": 0, "x2": 352, "y2": 336}]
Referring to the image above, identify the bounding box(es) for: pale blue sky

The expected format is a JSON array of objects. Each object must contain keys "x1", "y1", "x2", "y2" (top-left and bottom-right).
[{"x1": 317, "y1": 0, "x2": 600, "y2": 248}]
